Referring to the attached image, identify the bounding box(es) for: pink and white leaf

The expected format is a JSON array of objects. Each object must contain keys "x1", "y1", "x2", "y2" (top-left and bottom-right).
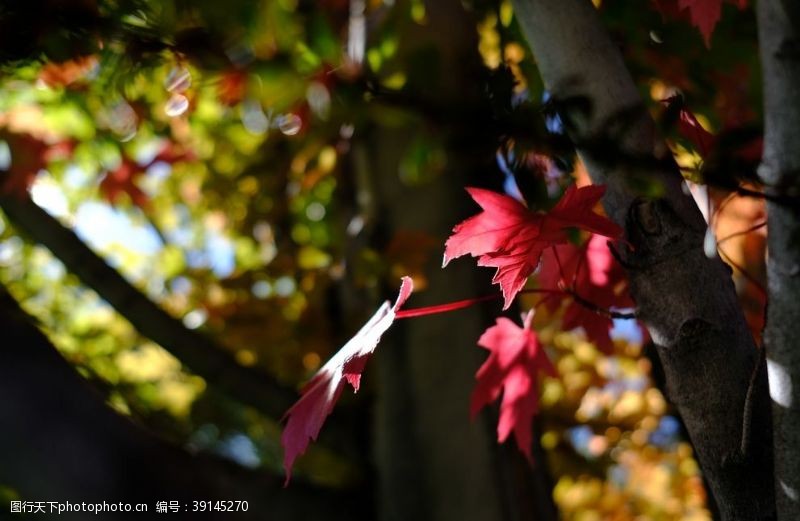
[{"x1": 281, "y1": 277, "x2": 413, "y2": 484}]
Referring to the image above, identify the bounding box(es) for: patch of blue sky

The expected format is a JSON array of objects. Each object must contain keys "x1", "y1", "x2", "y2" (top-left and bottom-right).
[
  {"x1": 611, "y1": 315, "x2": 643, "y2": 344},
  {"x1": 133, "y1": 138, "x2": 166, "y2": 164},
  {"x1": 567, "y1": 425, "x2": 595, "y2": 459},
  {"x1": 601, "y1": 374, "x2": 648, "y2": 399},
  {"x1": 163, "y1": 204, "x2": 194, "y2": 247},
  {"x1": 215, "y1": 433, "x2": 261, "y2": 469},
  {"x1": 74, "y1": 202, "x2": 162, "y2": 255},
  {"x1": 496, "y1": 148, "x2": 525, "y2": 202},
  {"x1": 608, "y1": 464, "x2": 628, "y2": 488},
  {"x1": 31, "y1": 171, "x2": 237, "y2": 281},
  {"x1": 63, "y1": 163, "x2": 93, "y2": 190},
  {"x1": 649, "y1": 415, "x2": 682, "y2": 448},
  {"x1": 41, "y1": 258, "x2": 66, "y2": 280},
  {"x1": 31, "y1": 176, "x2": 70, "y2": 218},
  {"x1": 170, "y1": 276, "x2": 192, "y2": 295},
  {"x1": 542, "y1": 91, "x2": 564, "y2": 134},
  {"x1": 205, "y1": 230, "x2": 235, "y2": 278},
  {"x1": 0, "y1": 236, "x2": 23, "y2": 265},
  {"x1": 139, "y1": 160, "x2": 171, "y2": 197},
  {"x1": 165, "y1": 204, "x2": 236, "y2": 278}
]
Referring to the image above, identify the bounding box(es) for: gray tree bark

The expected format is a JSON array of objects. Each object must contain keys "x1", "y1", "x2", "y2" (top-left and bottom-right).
[
  {"x1": 757, "y1": 1, "x2": 800, "y2": 518},
  {"x1": 511, "y1": 0, "x2": 774, "y2": 518}
]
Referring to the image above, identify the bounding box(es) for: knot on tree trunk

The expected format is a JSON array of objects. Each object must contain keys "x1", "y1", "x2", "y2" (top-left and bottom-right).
[{"x1": 621, "y1": 197, "x2": 703, "y2": 271}]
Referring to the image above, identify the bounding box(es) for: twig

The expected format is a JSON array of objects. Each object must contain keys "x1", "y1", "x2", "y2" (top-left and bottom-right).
[
  {"x1": 717, "y1": 247, "x2": 767, "y2": 298},
  {"x1": 717, "y1": 220, "x2": 768, "y2": 247}
]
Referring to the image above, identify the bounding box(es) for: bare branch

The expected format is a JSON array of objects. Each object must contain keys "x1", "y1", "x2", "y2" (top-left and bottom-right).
[
  {"x1": 0, "y1": 194, "x2": 297, "y2": 420},
  {"x1": 0, "y1": 284, "x2": 364, "y2": 520}
]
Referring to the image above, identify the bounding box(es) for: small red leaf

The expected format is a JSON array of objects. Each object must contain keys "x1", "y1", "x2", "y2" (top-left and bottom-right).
[
  {"x1": 38, "y1": 56, "x2": 97, "y2": 89},
  {"x1": 444, "y1": 185, "x2": 620, "y2": 309},
  {"x1": 538, "y1": 235, "x2": 633, "y2": 353},
  {"x1": 99, "y1": 157, "x2": 149, "y2": 208},
  {"x1": 652, "y1": 0, "x2": 748, "y2": 47},
  {"x1": 547, "y1": 185, "x2": 622, "y2": 239},
  {"x1": 216, "y1": 69, "x2": 248, "y2": 107},
  {"x1": 679, "y1": 109, "x2": 714, "y2": 158},
  {"x1": 0, "y1": 133, "x2": 73, "y2": 198},
  {"x1": 679, "y1": 0, "x2": 722, "y2": 46},
  {"x1": 99, "y1": 143, "x2": 194, "y2": 208},
  {"x1": 471, "y1": 310, "x2": 556, "y2": 462},
  {"x1": 662, "y1": 96, "x2": 715, "y2": 157},
  {"x1": 281, "y1": 277, "x2": 413, "y2": 484},
  {"x1": 151, "y1": 142, "x2": 196, "y2": 164}
]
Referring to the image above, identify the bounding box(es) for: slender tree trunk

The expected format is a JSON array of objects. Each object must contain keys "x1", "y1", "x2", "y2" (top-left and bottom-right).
[
  {"x1": 370, "y1": 136, "x2": 557, "y2": 521},
  {"x1": 364, "y1": 1, "x2": 558, "y2": 519},
  {"x1": 757, "y1": 1, "x2": 800, "y2": 518},
  {"x1": 372, "y1": 157, "x2": 510, "y2": 521},
  {"x1": 511, "y1": 0, "x2": 774, "y2": 518}
]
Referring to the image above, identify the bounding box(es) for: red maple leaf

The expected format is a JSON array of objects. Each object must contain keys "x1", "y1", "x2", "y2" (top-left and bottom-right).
[
  {"x1": 281, "y1": 277, "x2": 413, "y2": 484},
  {"x1": 216, "y1": 68, "x2": 248, "y2": 107},
  {"x1": 538, "y1": 235, "x2": 633, "y2": 353},
  {"x1": 662, "y1": 96, "x2": 715, "y2": 157},
  {"x1": 470, "y1": 310, "x2": 556, "y2": 462},
  {"x1": 99, "y1": 142, "x2": 194, "y2": 208},
  {"x1": 681, "y1": 0, "x2": 723, "y2": 46},
  {"x1": 151, "y1": 141, "x2": 196, "y2": 164},
  {"x1": 713, "y1": 65, "x2": 757, "y2": 128},
  {"x1": 100, "y1": 157, "x2": 149, "y2": 208},
  {"x1": 443, "y1": 185, "x2": 621, "y2": 309},
  {"x1": 652, "y1": 0, "x2": 748, "y2": 47},
  {"x1": 38, "y1": 55, "x2": 97, "y2": 89},
  {"x1": 0, "y1": 132, "x2": 75, "y2": 197},
  {"x1": 678, "y1": 107, "x2": 714, "y2": 158}
]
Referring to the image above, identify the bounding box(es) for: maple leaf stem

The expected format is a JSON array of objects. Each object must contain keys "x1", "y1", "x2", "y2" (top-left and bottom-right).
[
  {"x1": 736, "y1": 184, "x2": 800, "y2": 205},
  {"x1": 531, "y1": 291, "x2": 559, "y2": 311},
  {"x1": 518, "y1": 288, "x2": 567, "y2": 297},
  {"x1": 717, "y1": 247, "x2": 767, "y2": 298},
  {"x1": 573, "y1": 240, "x2": 591, "y2": 287},
  {"x1": 551, "y1": 245, "x2": 567, "y2": 286},
  {"x1": 394, "y1": 294, "x2": 499, "y2": 319},
  {"x1": 716, "y1": 220, "x2": 768, "y2": 246},
  {"x1": 678, "y1": 177, "x2": 800, "y2": 206},
  {"x1": 567, "y1": 289, "x2": 637, "y2": 320},
  {"x1": 394, "y1": 289, "x2": 563, "y2": 320},
  {"x1": 709, "y1": 199, "x2": 768, "y2": 297},
  {"x1": 714, "y1": 192, "x2": 737, "y2": 223}
]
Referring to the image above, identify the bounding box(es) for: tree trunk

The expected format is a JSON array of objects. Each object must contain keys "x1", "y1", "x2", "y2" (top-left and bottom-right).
[
  {"x1": 364, "y1": 1, "x2": 558, "y2": 519},
  {"x1": 511, "y1": 0, "x2": 774, "y2": 518},
  {"x1": 757, "y1": 1, "x2": 800, "y2": 518}
]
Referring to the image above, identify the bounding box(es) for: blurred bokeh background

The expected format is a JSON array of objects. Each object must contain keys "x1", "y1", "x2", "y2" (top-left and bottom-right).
[{"x1": 0, "y1": 0, "x2": 766, "y2": 519}]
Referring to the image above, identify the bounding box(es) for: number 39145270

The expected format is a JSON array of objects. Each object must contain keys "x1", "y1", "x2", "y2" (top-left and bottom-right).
[{"x1": 191, "y1": 500, "x2": 249, "y2": 512}]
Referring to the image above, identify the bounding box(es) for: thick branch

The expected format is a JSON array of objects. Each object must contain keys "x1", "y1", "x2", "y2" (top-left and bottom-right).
[
  {"x1": 0, "y1": 194, "x2": 297, "y2": 420},
  {"x1": 0, "y1": 285, "x2": 363, "y2": 521},
  {"x1": 511, "y1": 0, "x2": 774, "y2": 518},
  {"x1": 757, "y1": 1, "x2": 800, "y2": 518}
]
